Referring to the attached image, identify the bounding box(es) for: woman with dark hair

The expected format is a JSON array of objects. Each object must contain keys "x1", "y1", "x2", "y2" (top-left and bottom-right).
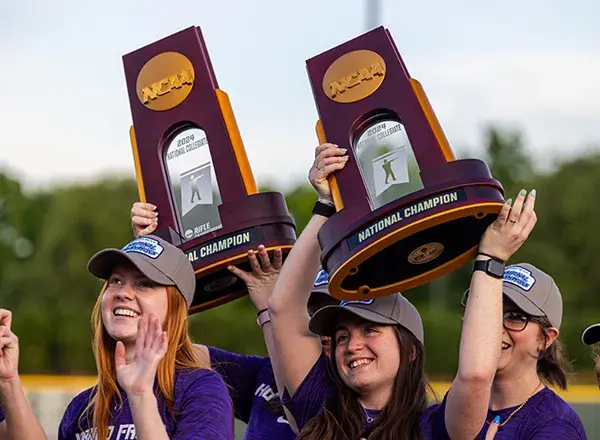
[
  {"x1": 267, "y1": 143, "x2": 539, "y2": 439},
  {"x1": 130, "y1": 204, "x2": 339, "y2": 439},
  {"x1": 425, "y1": 255, "x2": 588, "y2": 434}
]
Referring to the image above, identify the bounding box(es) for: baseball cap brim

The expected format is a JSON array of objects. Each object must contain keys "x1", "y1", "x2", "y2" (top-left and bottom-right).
[
  {"x1": 502, "y1": 284, "x2": 546, "y2": 318},
  {"x1": 581, "y1": 323, "x2": 600, "y2": 346},
  {"x1": 88, "y1": 248, "x2": 175, "y2": 287},
  {"x1": 309, "y1": 304, "x2": 397, "y2": 336}
]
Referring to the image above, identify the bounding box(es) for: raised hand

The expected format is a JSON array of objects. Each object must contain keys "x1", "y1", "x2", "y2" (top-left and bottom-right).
[
  {"x1": 479, "y1": 189, "x2": 537, "y2": 262},
  {"x1": 228, "y1": 245, "x2": 283, "y2": 311},
  {"x1": 131, "y1": 202, "x2": 158, "y2": 237},
  {"x1": 308, "y1": 143, "x2": 349, "y2": 203},
  {"x1": 116, "y1": 314, "x2": 167, "y2": 397},
  {"x1": 0, "y1": 309, "x2": 19, "y2": 383}
]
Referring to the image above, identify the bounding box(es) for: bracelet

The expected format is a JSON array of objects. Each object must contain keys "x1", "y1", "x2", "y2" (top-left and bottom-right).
[
  {"x1": 257, "y1": 310, "x2": 271, "y2": 327},
  {"x1": 256, "y1": 308, "x2": 268, "y2": 317},
  {"x1": 477, "y1": 252, "x2": 504, "y2": 262},
  {"x1": 312, "y1": 200, "x2": 336, "y2": 218},
  {"x1": 318, "y1": 198, "x2": 335, "y2": 207}
]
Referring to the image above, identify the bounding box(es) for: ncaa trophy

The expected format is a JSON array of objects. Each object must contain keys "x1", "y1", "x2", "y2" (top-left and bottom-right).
[
  {"x1": 307, "y1": 26, "x2": 504, "y2": 300},
  {"x1": 122, "y1": 26, "x2": 296, "y2": 313}
]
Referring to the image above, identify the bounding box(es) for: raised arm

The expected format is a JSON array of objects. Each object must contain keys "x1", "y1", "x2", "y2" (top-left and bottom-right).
[
  {"x1": 445, "y1": 189, "x2": 537, "y2": 440},
  {"x1": 0, "y1": 309, "x2": 47, "y2": 440},
  {"x1": 227, "y1": 246, "x2": 300, "y2": 432},
  {"x1": 268, "y1": 143, "x2": 348, "y2": 396}
]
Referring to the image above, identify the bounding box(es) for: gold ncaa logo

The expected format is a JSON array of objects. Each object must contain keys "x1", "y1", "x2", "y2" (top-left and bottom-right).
[
  {"x1": 136, "y1": 52, "x2": 195, "y2": 111},
  {"x1": 322, "y1": 50, "x2": 386, "y2": 104},
  {"x1": 407, "y1": 242, "x2": 444, "y2": 265}
]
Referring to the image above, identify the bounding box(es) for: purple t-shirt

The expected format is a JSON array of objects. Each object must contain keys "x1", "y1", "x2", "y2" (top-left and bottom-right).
[
  {"x1": 281, "y1": 351, "x2": 433, "y2": 437},
  {"x1": 209, "y1": 346, "x2": 296, "y2": 440},
  {"x1": 422, "y1": 387, "x2": 588, "y2": 439},
  {"x1": 57, "y1": 368, "x2": 233, "y2": 440}
]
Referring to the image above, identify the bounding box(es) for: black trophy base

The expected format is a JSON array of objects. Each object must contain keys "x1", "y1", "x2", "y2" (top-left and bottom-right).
[{"x1": 319, "y1": 165, "x2": 504, "y2": 300}]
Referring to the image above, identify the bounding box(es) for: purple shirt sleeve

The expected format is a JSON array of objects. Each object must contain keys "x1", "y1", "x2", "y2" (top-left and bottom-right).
[
  {"x1": 281, "y1": 351, "x2": 333, "y2": 431},
  {"x1": 173, "y1": 369, "x2": 234, "y2": 440},
  {"x1": 58, "y1": 388, "x2": 94, "y2": 440},
  {"x1": 208, "y1": 346, "x2": 266, "y2": 423}
]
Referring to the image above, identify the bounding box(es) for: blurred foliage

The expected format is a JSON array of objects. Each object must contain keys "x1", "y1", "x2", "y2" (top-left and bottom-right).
[{"x1": 1, "y1": 125, "x2": 599, "y2": 383}]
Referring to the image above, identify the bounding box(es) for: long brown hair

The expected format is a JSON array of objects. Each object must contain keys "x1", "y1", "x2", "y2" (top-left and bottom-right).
[
  {"x1": 80, "y1": 284, "x2": 209, "y2": 439},
  {"x1": 536, "y1": 316, "x2": 573, "y2": 390},
  {"x1": 298, "y1": 325, "x2": 431, "y2": 440}
]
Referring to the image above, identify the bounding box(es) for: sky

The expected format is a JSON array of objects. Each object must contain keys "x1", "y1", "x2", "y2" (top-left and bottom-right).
[{"x1": 1, "y1": 0, "x2": 598, "y2": 191}]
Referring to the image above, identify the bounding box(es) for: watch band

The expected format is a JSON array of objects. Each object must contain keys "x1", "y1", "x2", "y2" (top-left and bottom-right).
[
  {"x1": 312, "y1": 200, "x2": 336, "y2": 218},
  {"x1": 473, "y1": 258, "x2": 505, "y2": 279}
]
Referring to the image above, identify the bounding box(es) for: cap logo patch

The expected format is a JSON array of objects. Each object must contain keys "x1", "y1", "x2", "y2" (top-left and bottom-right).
[
  {"x1": 503, "y1": 266, "x2": 536, "y2": 291},
  {"x1": 314, "y1": 269, "x2": 329, "y2": 286},
  {"x1": 340, "y1": 299, "x2": 374, "y2": 307},
  {"x1": 122, "y1": 237, "x2": 164, "y2": 259}
]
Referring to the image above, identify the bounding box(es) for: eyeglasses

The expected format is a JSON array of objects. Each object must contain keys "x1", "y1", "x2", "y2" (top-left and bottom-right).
[
  {"x1": 503, "y1": 310, "x2": 540, "y2": 332},
  {"x1": 460, "y1": 291, "x2": 540, "y2": 332}
]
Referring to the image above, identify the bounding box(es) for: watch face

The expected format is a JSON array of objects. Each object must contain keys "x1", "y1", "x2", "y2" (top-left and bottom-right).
[{"x1": 489, "y1": 259, "x2": 505, "y2": 277}]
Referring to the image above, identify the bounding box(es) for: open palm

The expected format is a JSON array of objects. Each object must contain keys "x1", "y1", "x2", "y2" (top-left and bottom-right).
[
  {"x1": 228, "y1": 245, "x2": 282, "y2": 311},
  {"x1": 116, "y1": 314, "x2": 167, "y2": 396}
]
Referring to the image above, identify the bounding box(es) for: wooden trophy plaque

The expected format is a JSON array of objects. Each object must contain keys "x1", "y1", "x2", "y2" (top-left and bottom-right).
[
  {"x1": 306, "y1": 26, "x2": 504, "y2": 300},
  {"x1": 123, "y1": 26, "x2": 296, "y2": 313}
]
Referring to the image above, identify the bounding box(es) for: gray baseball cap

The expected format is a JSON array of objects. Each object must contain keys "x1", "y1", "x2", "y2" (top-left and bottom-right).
[
  {"x1": 502, "y1": 263, "x2": 563, "y2": 329},
  {"x1": 581, "y1": 323, "x2": 600, "y2": 346},
  {"x1": 308, "y1": 293, "x2": 424, "y2": 344},
  {"x1": 88, "y1": 235, "x2": 195, "y2": 308},
  {"x1": 307, "y1": 267, "x2": 340, "y2": 315}
]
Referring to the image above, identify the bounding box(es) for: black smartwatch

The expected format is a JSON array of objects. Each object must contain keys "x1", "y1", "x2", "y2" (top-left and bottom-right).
[
  {"x1": 473, "y1": 257, "x2": 505, "y2": 279},
  {"x1": 312, "y1": 200, "x2": 336, "y2": 218}
]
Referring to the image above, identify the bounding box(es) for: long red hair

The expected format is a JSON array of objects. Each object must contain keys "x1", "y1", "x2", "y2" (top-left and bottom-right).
[{"x1": 80, "y1": 284, "x2": 208, "y2": 439}]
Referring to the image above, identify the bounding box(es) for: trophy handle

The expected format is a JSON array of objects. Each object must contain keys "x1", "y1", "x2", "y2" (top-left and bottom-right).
[
  {"x1": 215, "y1": 89, "x2": 258, "y2": 196},
  {"x1": 409, "y1": 79, "x2": 456, "y2": 162},
  {"x1": 315, "y1": 120, "x2": 344, "y2": 211},
  {"x1": 129, "y1": 125, "x2": 148, "y2": 203}
]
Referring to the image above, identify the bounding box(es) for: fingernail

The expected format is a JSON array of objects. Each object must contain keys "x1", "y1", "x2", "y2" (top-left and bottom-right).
[
  {"x1": 342, "y1": 155, "x2": 349, "y2": 160},
  {"x1": 339, "y1": 148, "x2": 347, "y2": 153},
  {"x1": 530, "y1": 189, "x2": 536, "y2": 196},
  {"x1": 519, "y1": 189, "x2": 526, "y2": 196},
  {"x1": 506, "y1": 199, "x2": 512, "y2": 205},
  {"x1": 493, "y1": 415, "x2": 500, "y2": 424}
]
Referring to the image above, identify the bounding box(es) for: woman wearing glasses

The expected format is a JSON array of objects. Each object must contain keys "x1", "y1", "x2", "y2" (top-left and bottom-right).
[{"x1": 425, "y1": 254, "x2": 587, "y2": 438}]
